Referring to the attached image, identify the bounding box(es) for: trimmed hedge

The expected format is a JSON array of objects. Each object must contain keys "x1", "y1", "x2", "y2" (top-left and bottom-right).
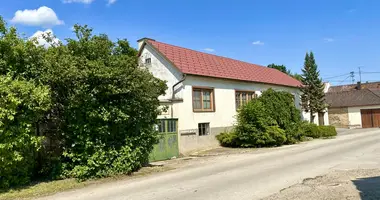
[
  {"x1": 318, "y1": 125, "x2": 338, "y2": 138},
  {"x1": 302, "y1": 123, "x2": 337, "y2": 138}
]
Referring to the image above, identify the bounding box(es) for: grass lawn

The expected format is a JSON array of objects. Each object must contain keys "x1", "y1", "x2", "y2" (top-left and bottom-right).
[{"x1": 0, "y1": 165, "x2": 173, "y2": 200}]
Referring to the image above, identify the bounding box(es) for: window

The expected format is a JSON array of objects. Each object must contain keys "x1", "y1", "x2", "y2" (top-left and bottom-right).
[
  {"x1": 193, "y1": 87, "x2": 215, "y2": 112},
  {"x1": 167, "y1": 119, "x2": 177, "y2": 132},
  {"x1": 157, "y1": 120, "x2": 166, "y2": 133},
  {"x1": 198, "y1": 123, "x2": 210, "y2": 136},
  {"x1": 235, "y1": 91, "x2": 256, "y2": 109},
  {"x1": 145, "y1": 58, "x2": 151, "y2": 64}
]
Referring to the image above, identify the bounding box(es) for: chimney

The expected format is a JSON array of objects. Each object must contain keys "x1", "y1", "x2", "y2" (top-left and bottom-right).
[
  {"x1": 137, "y1": 37, "x2": 155, "y2": 51},
  {"x1": 356, "y1": 81, "x2": 361, "y2": 90}
]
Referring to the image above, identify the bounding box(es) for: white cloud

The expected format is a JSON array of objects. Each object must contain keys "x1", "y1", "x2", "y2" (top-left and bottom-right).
[
  {"x1": 203, "y1": 48, "x2": 215, "y2": 52},
  {"x1": 63, "y1": 0, "x2": 95, "y2": 4},
  {"x1": 11, "y1": 6, "x2": 64, "y2": 27},
  {"x1": 252, "y1": 40, "x2": 264, "y2": 45},
  {"x1": 324, "y1": 38, "x2": 335, "y2": 42},
  {"x1": 107, "y1": 0, "x2": 117, "y2": 5},
  {"x1": 30, "y1": 29, "x2": 60, "y2": 48}
]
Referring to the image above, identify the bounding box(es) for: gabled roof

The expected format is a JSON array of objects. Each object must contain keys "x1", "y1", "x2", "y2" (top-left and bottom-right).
[
  {"x1": 139, "y1": 39, "x2": 301, "y2": 88},
  {"x1": 326, "y1": 88, "x2": 380, "y2": 108}
]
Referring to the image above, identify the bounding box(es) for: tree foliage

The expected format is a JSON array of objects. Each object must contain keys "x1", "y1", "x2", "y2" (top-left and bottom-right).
[
  {"x1": 0, "y1": 75, "x2": 51, "y2": 188},
  {"x1": 268, "y1": 64, "x2": 290, "y2": 74},
  {"x1": 268, "y1": 64, "x2": 303, "y2": 81},
  {"x1": 300, "y1": 52, "x2": 326, "y2": 123},
  {"x1": 0, "y1": 16, "x2": 167, "y2": 188}
]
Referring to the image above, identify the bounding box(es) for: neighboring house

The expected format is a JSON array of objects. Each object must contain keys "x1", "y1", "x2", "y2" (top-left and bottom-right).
[
  {"x1": 326, "y1": 82, "x2": 380, "y2": 128},
  {"x1": 138, "y1": 38, "x2": 327, "y2": 154}
]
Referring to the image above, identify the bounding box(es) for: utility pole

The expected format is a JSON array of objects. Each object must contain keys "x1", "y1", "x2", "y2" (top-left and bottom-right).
[
  {"x1": 358, "y1": 67, "x2": 362, "y2": 83},
  {"x1": 350, "y1": 71, "x2": 355, "y2": 84}
]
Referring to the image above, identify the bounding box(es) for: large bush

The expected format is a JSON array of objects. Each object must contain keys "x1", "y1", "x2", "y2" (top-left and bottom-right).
[
  {"x1": 41, "y1": 26, "x2": 167, "y2": 180},
  {"x1": 259, "y1": 89, "x2": 301, "y2": 130},
  {"x1": 217, "y1": 89, "x2": 302, "y2": 147},
  {"x1": 0, "y1": 18, "x2": 167, "y2": 188},
  {"x1": 0, "y1": 75, "x2": 51, "y2": 189}
]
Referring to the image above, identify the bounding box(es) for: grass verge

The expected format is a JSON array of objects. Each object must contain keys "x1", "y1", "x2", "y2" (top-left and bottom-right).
[{"x1": 0, "y1": 165, "x2": 173, "y2": 200}]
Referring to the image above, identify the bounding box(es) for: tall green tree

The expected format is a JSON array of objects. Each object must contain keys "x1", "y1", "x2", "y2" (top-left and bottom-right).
[
  {"x1": 268, "y1": 64, "x2": 290, "y2": 74},
  {"x1": 300, "y1": 52, "x2": 326, "y2": 124}
]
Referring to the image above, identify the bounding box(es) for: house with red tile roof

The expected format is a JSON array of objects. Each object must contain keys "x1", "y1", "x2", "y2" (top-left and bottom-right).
[{"x1": 137, "y1": 38, "x2": 327, "y2": 155}]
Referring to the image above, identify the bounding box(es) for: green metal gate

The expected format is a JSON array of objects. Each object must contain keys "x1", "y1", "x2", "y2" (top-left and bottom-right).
[{"x1": 149, "y1": 119, "x2": 179, "y2": 162}]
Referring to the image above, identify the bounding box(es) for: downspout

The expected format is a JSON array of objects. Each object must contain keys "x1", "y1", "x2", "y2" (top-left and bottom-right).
[
  {"x1": 172, "y1": 74, "x2": 187, "y2": 100},
  {"x1": 171, "y1": 74, "x2": 186, "y2": 118}
]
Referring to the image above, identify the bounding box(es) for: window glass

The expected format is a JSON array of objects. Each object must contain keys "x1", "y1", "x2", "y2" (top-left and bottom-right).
[{"x1": 193, "y1": 90, "x2": 202, "y2": 109}]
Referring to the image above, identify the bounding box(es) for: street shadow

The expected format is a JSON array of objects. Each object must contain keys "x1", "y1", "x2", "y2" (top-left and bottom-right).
[{"x1": 352, "y1": 176, "x2": 380, "y2": 200}]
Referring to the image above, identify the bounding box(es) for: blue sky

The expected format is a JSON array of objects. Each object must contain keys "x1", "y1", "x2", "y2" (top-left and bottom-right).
[{"x1": 1, "y1": 0, "x2": 380, "y2": 85}]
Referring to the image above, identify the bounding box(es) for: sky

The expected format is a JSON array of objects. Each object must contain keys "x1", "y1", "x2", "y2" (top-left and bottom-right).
[{"x1": 1, "y1": 0, "x2": 380, "y2": 85}]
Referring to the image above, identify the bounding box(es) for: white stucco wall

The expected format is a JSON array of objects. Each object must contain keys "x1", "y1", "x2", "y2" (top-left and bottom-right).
[
  {"x1": 348, "y1": 105, "x2": 380, "y2": 127},
  {"x1": 139, "y1": 44, "x2": 183, "y2": 100},
  {"x1": 302, "y1": 110, "x2": 329, "y2": 125},
  {"x1": 176, "y1": 75, "x2": 303, "y2": 130}
]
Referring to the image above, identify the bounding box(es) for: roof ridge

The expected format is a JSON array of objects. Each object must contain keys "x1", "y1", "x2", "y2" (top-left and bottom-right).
[{"x1": 329, "y1": 81, "x2": 380, "y2": 88}]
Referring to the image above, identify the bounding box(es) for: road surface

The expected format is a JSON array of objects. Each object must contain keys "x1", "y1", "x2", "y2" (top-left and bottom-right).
[{"x1": 42, "y1": 129, "x2": 380, "y2": 200}]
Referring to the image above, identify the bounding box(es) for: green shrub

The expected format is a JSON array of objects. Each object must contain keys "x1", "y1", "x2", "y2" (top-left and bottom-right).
[
  {"x1": 302, "y1": 123, "x2": 337, "y2": 138},
  {"x1": 302, "y1": 122, "x2": 320, "y2": 138},
  {"x1": 262, "y1": 126, "x2": 287, "y2": 147},
  {"x1": 216, "y1": 89, "x2": 307, "y2": 148},
  {"x1": 259, "y1": 89, "x2": 301, "y2": 130},
  {"x1": 318, "y1": 126, "x2": 337, "y2": 138},
  {"x1": 234, "y1": 99, "x2": 274, "y2": 147},
  {"x1": 284, "y1": 121, "x2": 307, "y2": 144},
  {"x1": 0, "y1": 75, "x2": 51, "y2": 189},
  {"x1": 216, "y1": 131, "x2": 239, "y2": 147}
]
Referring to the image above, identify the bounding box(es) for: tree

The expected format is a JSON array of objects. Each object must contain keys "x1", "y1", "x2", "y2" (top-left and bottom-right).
[
  {"x1": 292, "y1": 73, "x2": 303, "y2": 81},
  {"x1": 268, "y1": 64, "x2": 302, "y2": 81},
  {"x1": 0, "y1": 16, "x2": 167, "y2": 187},
  {"x1": 300, "y1": 52, "x2": 326, "y2": 124},
  {"x1": 41, "y1": 25, "x2": 167, "y2": 180},
  {"x1": 268, "y1": 64, "x2": 290, "y2": 74}
]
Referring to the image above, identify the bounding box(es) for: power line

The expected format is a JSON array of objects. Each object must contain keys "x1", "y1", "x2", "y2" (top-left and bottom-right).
[
  {"x1": 339, "y1": 75, "x2": 352, "y2": 84},
  {"x1": 323, "y1": 73, "x2": 351, "y2": 80},
  {"x1": 361, "y1": 71, "x2": 380, "y2": 74}
]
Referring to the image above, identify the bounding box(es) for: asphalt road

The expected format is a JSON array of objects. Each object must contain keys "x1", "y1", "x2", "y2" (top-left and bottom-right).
[{"x1": 42, "y1": 129, "x2": 380, "y2": 200}]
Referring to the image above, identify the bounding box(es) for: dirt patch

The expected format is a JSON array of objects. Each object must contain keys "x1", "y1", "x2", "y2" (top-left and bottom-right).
[{"x1": 263, "y1": 169, "x2": 380, "y2": 200}]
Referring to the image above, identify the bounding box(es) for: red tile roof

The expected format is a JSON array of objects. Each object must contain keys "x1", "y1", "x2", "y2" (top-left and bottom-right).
[{"x1": 143, "y1": 39, "x2": 301, "y2": 88}]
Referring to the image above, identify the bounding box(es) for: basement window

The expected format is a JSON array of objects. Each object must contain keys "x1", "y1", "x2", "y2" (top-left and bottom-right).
[{"x1": 198, "y1": 123, "x2": 210, "y2": 136}]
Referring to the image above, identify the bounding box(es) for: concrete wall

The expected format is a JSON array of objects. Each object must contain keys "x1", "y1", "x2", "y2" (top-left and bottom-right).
[
  {"x1": 328, "y1": 108, "x2": 349, "y2": 128},
  {"x1": 348, "y1": 105, "x2": 380, "y2": 128}
]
